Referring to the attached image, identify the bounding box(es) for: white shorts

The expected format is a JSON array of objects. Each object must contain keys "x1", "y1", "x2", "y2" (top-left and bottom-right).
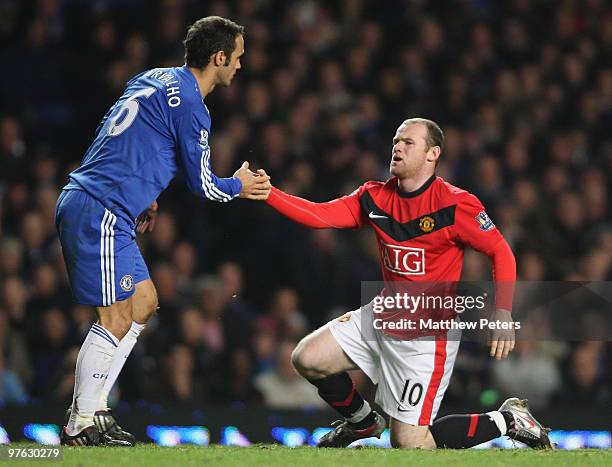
[{"x1": 327, "y1": 304, "x2": 460, "y2": 425}]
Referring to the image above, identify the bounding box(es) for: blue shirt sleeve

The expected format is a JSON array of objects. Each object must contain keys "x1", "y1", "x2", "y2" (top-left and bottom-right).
[{"x1": 174, "y1": 109, "x2": 242, "y2": 202}]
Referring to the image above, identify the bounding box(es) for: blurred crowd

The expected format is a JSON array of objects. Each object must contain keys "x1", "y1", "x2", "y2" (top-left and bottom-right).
[{"x1": 0, "y1": 0, "x2": 610, "y2": 411}]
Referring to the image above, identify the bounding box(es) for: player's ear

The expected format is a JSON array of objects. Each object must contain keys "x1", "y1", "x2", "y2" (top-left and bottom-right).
[
  {"x1": 428, "y1": 146, "x2": 441, "y2": 163},
  {"x1": 212, "y1": 51, "x2": 226, "y2": 67}
]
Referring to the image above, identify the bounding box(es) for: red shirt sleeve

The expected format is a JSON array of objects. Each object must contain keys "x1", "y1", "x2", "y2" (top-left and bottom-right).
[
  {"x1": 454, "y1": 193, "x2": 516, "y2": 311},
  {"x1": 265, "y1": 186, "x2": 365, "y2": 229}
]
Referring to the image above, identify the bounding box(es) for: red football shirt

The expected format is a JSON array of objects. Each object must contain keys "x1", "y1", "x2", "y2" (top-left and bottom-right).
[{"x1": 266, "y1": 175, "x2": 516, "y2": 338}]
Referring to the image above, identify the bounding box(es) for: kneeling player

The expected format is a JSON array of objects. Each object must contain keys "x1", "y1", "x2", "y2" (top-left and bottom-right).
[{"x1": 262, "y1": 118, "x2": 552, "y2": 449}]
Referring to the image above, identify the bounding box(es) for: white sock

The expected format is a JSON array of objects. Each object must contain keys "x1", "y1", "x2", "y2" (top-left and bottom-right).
[
  {"x1": 347, "y1": 400, "x2": 372, "y2": 424},
  {"x1": 98, "y1": 321, "x2": 146, "y2": 411},
  {"x1": 486, "y1": 411, "x2": 508, "y2": 436},
  {"x1": 67, "y1": 324, "x2": 119, "y2": 435}
]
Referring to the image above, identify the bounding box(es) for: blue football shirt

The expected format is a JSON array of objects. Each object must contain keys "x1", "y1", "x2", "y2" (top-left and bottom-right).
[{"x1": 66, "y1": 65, "x2": 242, "y2": 224}]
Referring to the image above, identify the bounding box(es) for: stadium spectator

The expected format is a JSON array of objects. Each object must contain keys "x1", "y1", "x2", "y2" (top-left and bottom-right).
[
  {"x1": 254, "y1": 340, "x2": 326, "y2": 409},
  {"x1": 173, "y1": 242, "x2": 199, "y2": 301},
  {"x1": 197, "y1": 276, "x2": 228, "y2": 355},
  {"x1": 491, "y1": 338, "x2": 561, "y2": 409},
  {"x1": 212, "y1": 347, "x2": 262, "y2": 405},
  {"x1": 30, "y1": 307, "x2": 72, "y2": 397},
  {"x1": 164, "y1": 344, "x2": 205, "y2": 403},
  {"x1": 557, "y1": 342, "x2": 610, "y2": 405},
  {"x1": 258, "y1": 288, "x2": 308, "y2": 340},
  {"x1": 2, "y1": 276, "x2": 29, "y2": 330},
  {"x1": 0, "y1": 238, "x2": 24, "y2": 277},
  {"x1": 0, "y1": 309, "x2": 31, "y2": 387},
  {"x1": 0, "y1": 352, "x2": 27, "y2": 406},
  {"x1": 218, "y1": 261, "x2": 255, "y2": 347}
]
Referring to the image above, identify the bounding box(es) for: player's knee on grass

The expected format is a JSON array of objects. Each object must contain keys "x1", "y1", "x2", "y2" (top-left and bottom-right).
[{"x1": 390, "y1": 422, "x2": 436, "y2": 449}]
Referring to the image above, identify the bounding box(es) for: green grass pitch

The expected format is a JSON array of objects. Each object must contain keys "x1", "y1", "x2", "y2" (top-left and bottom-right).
[{"x1": 5, "y1": 444, "x2": 611, "y2": 466}]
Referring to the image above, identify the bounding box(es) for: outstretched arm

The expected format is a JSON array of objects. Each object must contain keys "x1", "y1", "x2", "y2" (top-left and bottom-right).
[
  {"x1": 266, "y1": 186, "x2": 362, "y2": 229},
  {"x1": 177, "y1": 124, "x2": 242, "y2": 202},
  {"x1": 175, "y1": 112, "x2": 269, "y2": 201}
]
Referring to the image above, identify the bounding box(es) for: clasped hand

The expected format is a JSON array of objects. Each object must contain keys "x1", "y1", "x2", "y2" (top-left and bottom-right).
[{"x1": 234, "y1": 161, "x2": 271, "y2": 200}]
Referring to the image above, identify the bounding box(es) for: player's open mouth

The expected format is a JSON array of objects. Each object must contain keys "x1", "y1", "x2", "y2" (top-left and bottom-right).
[{"x1": 392, "y1": 155, "x2": 402, "y2": 163}]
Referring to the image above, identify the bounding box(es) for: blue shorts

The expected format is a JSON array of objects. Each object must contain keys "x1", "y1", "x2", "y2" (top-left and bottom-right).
[{"x1": 55, "y1": 189, "x2": 150, "y2": 307}]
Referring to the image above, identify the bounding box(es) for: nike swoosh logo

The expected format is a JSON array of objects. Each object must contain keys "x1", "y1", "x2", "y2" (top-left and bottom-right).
[
  {"x1": 397, "y1": 406, "x2": 411, "y2": 412},
  {"x1": 369, "y1": 211, "x2": 388, "y2": 219}
]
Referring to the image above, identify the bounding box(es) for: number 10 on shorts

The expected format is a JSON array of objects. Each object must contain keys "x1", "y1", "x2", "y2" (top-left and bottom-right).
[{"x1": 398, "y1": 379, "x2": 423, "y2": 411}]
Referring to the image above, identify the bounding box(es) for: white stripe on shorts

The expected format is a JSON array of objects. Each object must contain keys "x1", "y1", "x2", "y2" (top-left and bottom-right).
[
  {"x1": 108, "y1": 212, "x2": 116, "y2": 303},
  {"x1": 100, "y1": 210, "x2": 109, "y2": 306},
  {"x1": 100, "y1": 209, "x2": 117, "y2": 306}
]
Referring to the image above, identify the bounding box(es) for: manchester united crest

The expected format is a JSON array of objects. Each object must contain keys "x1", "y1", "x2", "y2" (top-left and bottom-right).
[{"x1": 419, "y1": 216, "x2": 435, "y2": 233}]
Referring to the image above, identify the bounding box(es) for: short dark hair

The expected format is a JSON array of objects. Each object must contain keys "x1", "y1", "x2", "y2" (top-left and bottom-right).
[
  {"x1": 184, "y1": 16, "x2": 245, "y2": 69},
  {"x1": 404, "y1": 118, "x2": 444, "y2": 152}
]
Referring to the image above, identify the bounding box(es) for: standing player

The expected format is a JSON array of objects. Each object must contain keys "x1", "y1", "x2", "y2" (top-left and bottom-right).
[
  {"x1": 55, "y1": 16, "x2": 270, "y2": 446},
  {"x1": 262, "y1": 118, "x2": 552, "y2": 449}
]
